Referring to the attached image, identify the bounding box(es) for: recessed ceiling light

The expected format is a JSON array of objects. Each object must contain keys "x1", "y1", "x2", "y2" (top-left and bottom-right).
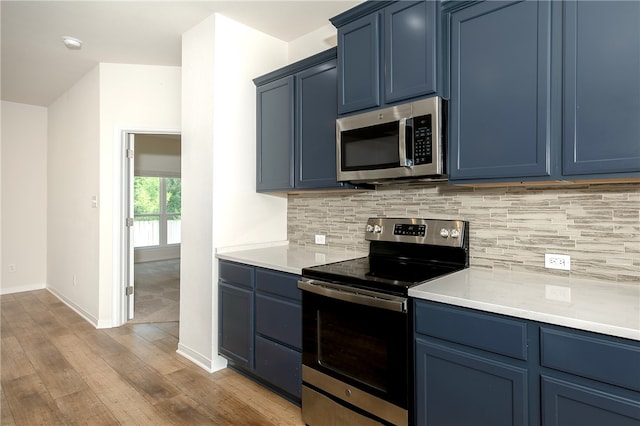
[{"x1": 62, "y1": 36, "x2": 83, "y2": 50}]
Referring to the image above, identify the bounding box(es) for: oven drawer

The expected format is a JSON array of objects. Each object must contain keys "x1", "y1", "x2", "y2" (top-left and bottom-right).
[
  {"x1": 415, "y1": 300, "x2": 528, "y2": 360},
  {"x1": 302, "y1": 385, "x2": 383, "y2": 426}
]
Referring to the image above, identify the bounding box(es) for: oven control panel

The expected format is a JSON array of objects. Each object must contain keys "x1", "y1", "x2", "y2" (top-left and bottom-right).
[
  {"x1": 393, "y1": 223, "x2": 426, "y2": 237},
  {"x1": 365, "y1": 217, "x2": 467, "y2": 248}
]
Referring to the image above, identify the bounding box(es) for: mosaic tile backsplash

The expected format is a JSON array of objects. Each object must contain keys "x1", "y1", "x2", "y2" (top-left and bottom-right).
[{"x1": 287, "y1": 182, "x2": 640, "y2": 283}]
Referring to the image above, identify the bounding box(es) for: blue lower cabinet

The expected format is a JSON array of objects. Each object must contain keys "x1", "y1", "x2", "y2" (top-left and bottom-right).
[
  {"x1": 415, "y1": 338, "x2": 528, "y2": 426},
  {"x1": 219, "y1": 283, "x2": 253, "y2": 369},
  {"x1": 414, "y1": 300, "x2": 640, "y2": 425},
  {"x1": 218, "y1": 261, "x2": 255, "y2": 370},
  {"x1": 541, "y1": 375, "x2": 640, "y2": 426},
  {"x1": 218, "y1": 260, "x2": 302, "y2": 402}
]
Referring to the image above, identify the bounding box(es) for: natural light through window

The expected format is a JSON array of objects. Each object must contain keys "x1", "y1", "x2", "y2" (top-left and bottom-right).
[{"x1": 133, "y1": 177, "x2": 181, "y2": 247}]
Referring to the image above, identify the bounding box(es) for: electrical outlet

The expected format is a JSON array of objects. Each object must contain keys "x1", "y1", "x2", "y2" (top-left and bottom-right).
[
  {"x1": 314, "y1": 234, "x2": 326, "y2": 245},
  {"x1": 545, "y1": 254, "x2": 571, "y2": 271},
  {"x1": 8, "y1": 264, "x2": 16, "y2": 273}
]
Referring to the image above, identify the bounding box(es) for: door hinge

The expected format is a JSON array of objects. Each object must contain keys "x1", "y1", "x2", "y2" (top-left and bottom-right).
[
  {"x1": 125, "y1": 286, "x2": 134, "y2": 296},
  {"x1": 126, "y1": 149, "x2": 134, "y2": 159},
  {"x1": 126, "y1": 218, "x2": 134, "y2": 227}
]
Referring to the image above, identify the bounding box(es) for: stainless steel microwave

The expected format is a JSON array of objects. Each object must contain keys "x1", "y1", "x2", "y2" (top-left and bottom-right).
[{"x1": 336, "y1": 97, "x2": 447, "y2": 183}]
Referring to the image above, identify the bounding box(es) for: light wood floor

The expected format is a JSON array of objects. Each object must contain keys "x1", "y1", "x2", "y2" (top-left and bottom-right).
[
  {"x1": 1, "y1": 290, "x2": 304, "y2": 425},
  {"x1": 132, "y1": 259, "x2": 180, "y2": 323}
]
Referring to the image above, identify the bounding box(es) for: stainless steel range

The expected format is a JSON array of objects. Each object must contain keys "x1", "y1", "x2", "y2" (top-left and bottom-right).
[{"x1": 298, "y1": 217, "x2": 469, "y2": 425}]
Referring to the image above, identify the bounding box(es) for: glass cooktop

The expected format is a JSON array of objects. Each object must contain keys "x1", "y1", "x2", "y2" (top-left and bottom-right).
[{"x1": 302, "y1": 255, "x2": 464, "y2": 296}]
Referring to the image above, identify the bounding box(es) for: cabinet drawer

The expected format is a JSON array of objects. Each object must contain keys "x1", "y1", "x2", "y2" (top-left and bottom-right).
[
  {"x1": 219, "y1": 261, "x2": 254, "y2": 289},
  {"x1": 540, "y1": 327, "x2": 640, "y2": 392},
  {"x1": 256, "y1": 268, "x2": 301, "y2": 301},
  {"x1": 255, "y1": 335, "x2": 301, "y2": 399},
  {"x1": 415, "y1": 301, "x2": 528, "y2": 360},
  {"x1": 256, "y1": 293, "x2": 301, "y2": 350}
]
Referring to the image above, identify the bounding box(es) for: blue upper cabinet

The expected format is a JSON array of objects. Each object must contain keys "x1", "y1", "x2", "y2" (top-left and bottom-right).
[
  {"x1": 255, "y1": 48, "x2": 354, "y2": 192},
  {"x1": 384, "y1": 1, "x2": 438, "y2": 104},
  {"x1": 448, "y1": 0, "x2": 640, "y2": 184},
  {"x1": 336, "y1": 12, "x2": 381, "y2": 113},
  {"x1": 332, "y1": 1, "x2": 440, "y2": 115},
  {"x1": 256, "y1": 76, "x2": 295, "y2": 192},
  {"x1": 295, "y1": 59, "x2": 341, "y2": 189},
  {"x1": 562, "y1": 1, "x2": 640, "y2": 177},
  {"x1": 448, "y1": 0, "x2": 555, "y2": 182}
]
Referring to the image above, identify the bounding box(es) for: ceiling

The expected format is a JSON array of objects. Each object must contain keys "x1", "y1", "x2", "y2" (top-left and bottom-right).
[{"x1": 1, "y1": 1, "x2": 361, "y2": 107}]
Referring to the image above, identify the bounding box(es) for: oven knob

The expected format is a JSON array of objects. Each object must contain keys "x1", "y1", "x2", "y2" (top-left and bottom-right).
[
  {"x1": 440, "y1": 228, "x2": 450, "y2": 238},
  {"x1": 345, "y1": 388, "x2": 352, "y2": 398},
  {"x1": 450, "y1": 229, "x2": 461, "y2": 239},
  {"x1": 374, "y1": 225, "x2": 383, "y2": 234}
]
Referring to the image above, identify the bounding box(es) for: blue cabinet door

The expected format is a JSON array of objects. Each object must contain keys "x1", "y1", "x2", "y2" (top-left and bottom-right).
[
  {"x1": 337, "y1": 13, "x2": 380, "y2": 114},
  {"x1": 255, "y1": 335, "x2": 302, "y2": 400},
  {"x1": 562, "y1": 1, "x2": 640, "y2": 176},
  {"x1": 449, "y1": 0, "x2": 554, "y2": 181},
  {"x1": 384, "y1": 1, "x2": 438, "y2": 104},
  {"x1": 295, "y1": 59, "x2": 342, "y2": 189},
  {"x1": 219, "y1": 281, "x2": 253, "y2": 369},
  {"x1": 542, "y1": 375, "x2": 640, "y2": 426},
  {"x1": 256, "y1": 76, "x2": 294, "y2": 191},
  {"x1": 416, "y1": 338, "x2": 529, "y2": 426}
]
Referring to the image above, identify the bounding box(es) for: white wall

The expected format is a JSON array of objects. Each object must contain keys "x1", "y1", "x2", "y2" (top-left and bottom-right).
[
  {"x1": 98, "y1": 63, "x2": 181, "y2": 327},
  {"x1": 47, "y1": 64, "x2": 181, "y2": 327},
  {"x1": 180, "y1": 13, "x2": 219, "y2": 370},
  {"x1": 47, "y1": 67, "x2": 101, "y2": 322},
  {"x1": 1, "y1": 101, "x2": 48, "y2": 294},
  {"x1": 288, "y1": 23, "x2": 338, "y2": 62},
  {"x1": 180, "y1": 13, "x2": 289, "y2": 371}
]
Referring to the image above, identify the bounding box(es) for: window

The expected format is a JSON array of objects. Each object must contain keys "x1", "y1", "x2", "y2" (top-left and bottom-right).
[{"x1": 133, "y1": 177, "x2": 181, "y2": 248}]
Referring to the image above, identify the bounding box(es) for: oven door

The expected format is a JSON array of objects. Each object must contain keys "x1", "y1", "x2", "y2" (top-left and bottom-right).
[{"x1": 299, "y1": 279, "x2": 410, "y2": 425}]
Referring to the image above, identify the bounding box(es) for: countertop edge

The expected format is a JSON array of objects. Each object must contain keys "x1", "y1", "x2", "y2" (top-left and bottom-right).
[
  {"x1": 410, "y1": 291, "x2": 640, "y2": 341},
  {"x1": 409, "y1": 268, "x2": 640, "y2": 342},
  {"x1": 215, "y1": 242, "x2": 367, "y2": 276},
  {"x1": 216, "y1": 252, "x2": 303, "y2": 275}
]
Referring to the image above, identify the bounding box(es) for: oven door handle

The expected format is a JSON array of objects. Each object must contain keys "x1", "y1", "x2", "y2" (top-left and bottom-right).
[{"x1": 298, "y1": 279, "x2": 407, "y2": 313}]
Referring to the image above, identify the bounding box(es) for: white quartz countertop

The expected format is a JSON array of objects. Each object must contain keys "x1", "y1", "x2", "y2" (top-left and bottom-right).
[
  {"x1": 216, "y1": 242, "x2": 367, "y2": 275},
  {"x1": 409, "y1": 267, "x2": 640, "y2": 341},
  {"x1": 216, "y1": 244, "x2": 639, "y2": 341}
]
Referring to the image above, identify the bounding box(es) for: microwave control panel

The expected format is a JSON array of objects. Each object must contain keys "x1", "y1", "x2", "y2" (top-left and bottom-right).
[{"x1": 413, "y1": 114, "x2": 432, "y2": 165}]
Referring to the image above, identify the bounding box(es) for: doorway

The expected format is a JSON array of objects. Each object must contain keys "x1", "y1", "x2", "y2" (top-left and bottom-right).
[{"x1": 125, "y1": 132, "x2": 181, "y2": 323}]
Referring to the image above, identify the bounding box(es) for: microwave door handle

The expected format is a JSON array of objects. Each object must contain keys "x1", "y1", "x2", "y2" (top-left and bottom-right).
[{"x1": 399, "y1": 118, "x2": 411, "y2": 167}]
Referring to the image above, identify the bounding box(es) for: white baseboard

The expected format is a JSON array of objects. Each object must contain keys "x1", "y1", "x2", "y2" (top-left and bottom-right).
[
  {"x1": 46, "y1": 287, "x2": 100, "y2": 328},
  {"x1": 0, "y1": 282, "x2": 46, "y2": 295},
  {"x1": 177, "y1": 342, "x2": 228, "y2": 373}
]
